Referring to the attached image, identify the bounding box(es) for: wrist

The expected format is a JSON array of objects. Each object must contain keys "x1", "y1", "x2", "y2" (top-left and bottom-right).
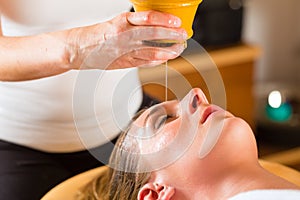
[
  {"x1": 61, "y1": 24, "x2": 108, "y2": 70},
  {"x1": 51, "y1": 29, "x2": 82, "y2": 71}
]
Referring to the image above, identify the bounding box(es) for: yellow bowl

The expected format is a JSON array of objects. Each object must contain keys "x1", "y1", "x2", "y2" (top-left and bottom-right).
[{"x1": 130, "y1": 0, "x2": 203, "y2": 38}]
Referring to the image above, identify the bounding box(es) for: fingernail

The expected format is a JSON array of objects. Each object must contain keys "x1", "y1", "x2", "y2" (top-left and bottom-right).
[
  {"x1": 182, "y1": 31, "x2": 188, "y2": 39},
  {"x1": 169, "y1": 17, "x2": 181, "y2": 27}
]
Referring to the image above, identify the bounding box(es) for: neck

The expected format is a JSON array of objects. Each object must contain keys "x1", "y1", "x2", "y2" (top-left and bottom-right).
[{"x1": 183, "y1": 161, "x2": 299, "y2": 200}]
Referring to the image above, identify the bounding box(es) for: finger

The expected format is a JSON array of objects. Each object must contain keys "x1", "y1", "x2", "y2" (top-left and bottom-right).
[
  {"x1": 131, "y1": 45, "x2": 186, "y2": 61},
  {"x1": 108, "y1": 56, "x2": 166, "y2": 70},
  {"x1": 121, "y1": 26, "x2": 188, "y2": 43},
  {"x1": 127, "y1": 11, "x2": 182, "y2": 28},
  {"x1": 107, "y1": 45, "x2": 185, "y2": 70}
]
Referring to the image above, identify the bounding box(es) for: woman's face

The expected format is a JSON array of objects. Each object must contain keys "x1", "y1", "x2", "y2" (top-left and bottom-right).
[
  {"x1": 128, "y1": 88, "x2": 233, "y2": 154},
  {"x1": 123, "y1": 88, "x2": 256, "y2": 182}
]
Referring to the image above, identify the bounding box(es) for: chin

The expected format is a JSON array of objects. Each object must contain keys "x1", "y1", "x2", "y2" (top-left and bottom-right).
[
  {"x1": 221, "y1": 116, "x2": 257, "y2": 153},
  {"x1": 225, "y1": 117, "x2": 253, "y2": 135}
]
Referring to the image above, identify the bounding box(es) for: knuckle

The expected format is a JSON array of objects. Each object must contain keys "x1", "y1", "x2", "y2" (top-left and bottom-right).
[
  {"x1": 152, "y1": 50, "x2": 164, "y2": 60},
  {"x1": 145, "y1": 11, "x2": 157, "y2": 23}
]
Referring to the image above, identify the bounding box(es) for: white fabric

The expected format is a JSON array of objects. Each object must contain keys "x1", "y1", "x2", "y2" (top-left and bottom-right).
[
  {"x1": 0, "y1": 0, "x2": 143, "y2": 152},
  {"x1": 229, "y1": 189, "x2": 300, "y2": 200}
]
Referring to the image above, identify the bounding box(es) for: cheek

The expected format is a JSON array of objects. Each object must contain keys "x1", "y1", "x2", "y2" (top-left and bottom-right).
[
  {"x1": 156, "y1": 121, "x2": 182, "y2": 150},
  {"x1": 140, "y1": 121, "x2": 181, "y2": 154},
  {"x1": 158, "y1": 147, "x2": 202, "y2": 187}
]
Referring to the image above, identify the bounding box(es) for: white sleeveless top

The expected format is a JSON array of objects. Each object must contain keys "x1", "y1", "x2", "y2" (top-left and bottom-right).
[{"x1": 0, "y1": 0, "x2": 143, "y2": 152}]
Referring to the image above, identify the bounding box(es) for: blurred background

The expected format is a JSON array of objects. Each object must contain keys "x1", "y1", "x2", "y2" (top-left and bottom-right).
[
  {"x1": 139, "y1": 0, "x2": 300, "y2": 171},
  {"x1": 242, "y1": 0, "x2": 300, "y2": 171}
]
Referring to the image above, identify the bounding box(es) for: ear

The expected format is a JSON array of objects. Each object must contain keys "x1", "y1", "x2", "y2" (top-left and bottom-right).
[{"x1": 138, "y1": 182, "x2": 175, "y2": 200}]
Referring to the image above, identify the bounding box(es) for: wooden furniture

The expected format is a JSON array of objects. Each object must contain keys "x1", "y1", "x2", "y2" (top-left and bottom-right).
[
  {"x1": 41, "y1": 160, "x2": 300, "y2": 200},
  {"x1": 261, "y1": 147, "x2": 300, "y2": 167},
  {"x1": 41, "y1": 166, "x2": 107, "y2": 200},
  {"x1": 139, "y1": 44, "x2": 261, "y2": 128}
]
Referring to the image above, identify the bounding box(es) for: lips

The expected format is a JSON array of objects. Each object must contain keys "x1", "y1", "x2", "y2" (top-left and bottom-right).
[{"x1": 200, "y1": 105, "x2": 222, "y2": 124}]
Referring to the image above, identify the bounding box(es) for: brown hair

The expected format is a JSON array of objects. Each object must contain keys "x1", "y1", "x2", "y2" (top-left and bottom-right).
[{"x1": 77, "y1": 110, "x2": 151, "y2": 200}]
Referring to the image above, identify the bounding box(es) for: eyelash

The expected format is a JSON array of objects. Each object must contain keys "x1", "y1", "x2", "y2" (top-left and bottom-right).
[{"x1": 154, "y1": 115, "x2": 172, "y2": 130}]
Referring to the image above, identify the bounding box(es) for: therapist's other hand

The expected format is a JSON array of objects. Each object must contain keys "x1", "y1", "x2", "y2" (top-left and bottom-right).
[{"x1": 66, "y1": 11, "x2": 188, "y2": 70}]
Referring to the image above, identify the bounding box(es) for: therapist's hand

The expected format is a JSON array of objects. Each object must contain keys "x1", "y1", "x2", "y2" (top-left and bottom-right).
[{"x1": 66, "y1": 11, "x2": 188, "y2": 70}]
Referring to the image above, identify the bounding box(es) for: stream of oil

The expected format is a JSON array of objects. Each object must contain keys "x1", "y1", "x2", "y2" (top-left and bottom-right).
[{"x1": 165, "y1": 61, "x2": 168, "y2": 101}]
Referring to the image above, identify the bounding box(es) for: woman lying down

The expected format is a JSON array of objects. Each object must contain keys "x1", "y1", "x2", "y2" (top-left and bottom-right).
[{"x1": 78, "y1": 88, "x2": 300, "y2": 200}]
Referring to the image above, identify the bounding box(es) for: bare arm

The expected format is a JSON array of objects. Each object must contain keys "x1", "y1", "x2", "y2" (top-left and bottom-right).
[
  {"x1": 0, "y1": 3, "x2": 80, "y2": 81},
  {"x1": 0, "y1": 28, "x2": 71, "y2": 81},
  {"x1": 0, "y1": 16, "x2": 2, "y2": 36},
  {"x1": 0, "y1": 11, "x2": 186, "y2": 81},
  {"x1": 0, "y1": 7, "x2": 77, "y2": 81}
]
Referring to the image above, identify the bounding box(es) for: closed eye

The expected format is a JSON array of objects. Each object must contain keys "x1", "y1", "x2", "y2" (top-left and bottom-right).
[
  {"x1": 144, "y1": 103, "x2": 179, "y2": 132},
  {"x1": 154, "y1": 114, "x2": 177, "y2": 130}
]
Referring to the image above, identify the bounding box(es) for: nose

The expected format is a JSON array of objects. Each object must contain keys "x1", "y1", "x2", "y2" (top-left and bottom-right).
[
  {"x1": 192, "y1": 95, "x2": 199, "y2": 109},
  {"x1": 188, "y1": 88, "x2": 208, "y2": 114}
]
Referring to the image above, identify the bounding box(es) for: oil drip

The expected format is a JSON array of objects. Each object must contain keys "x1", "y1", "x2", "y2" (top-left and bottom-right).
[{"x1": 165, "y1": 61, "x2": 168, "y2": 101}]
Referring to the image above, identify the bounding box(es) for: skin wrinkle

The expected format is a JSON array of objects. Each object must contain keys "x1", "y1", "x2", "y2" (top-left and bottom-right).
[{"x1": 69, "y1": 23, "x2": 185, "y2": 69}]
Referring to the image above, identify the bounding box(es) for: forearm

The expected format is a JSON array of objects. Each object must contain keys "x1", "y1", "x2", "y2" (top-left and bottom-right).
[
  {"x1": 0, "y1": 11, "x2": 187, "y2": 81},
  {"x1": 0, "y1": 32, "x2": 72, "y2": 81}
]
